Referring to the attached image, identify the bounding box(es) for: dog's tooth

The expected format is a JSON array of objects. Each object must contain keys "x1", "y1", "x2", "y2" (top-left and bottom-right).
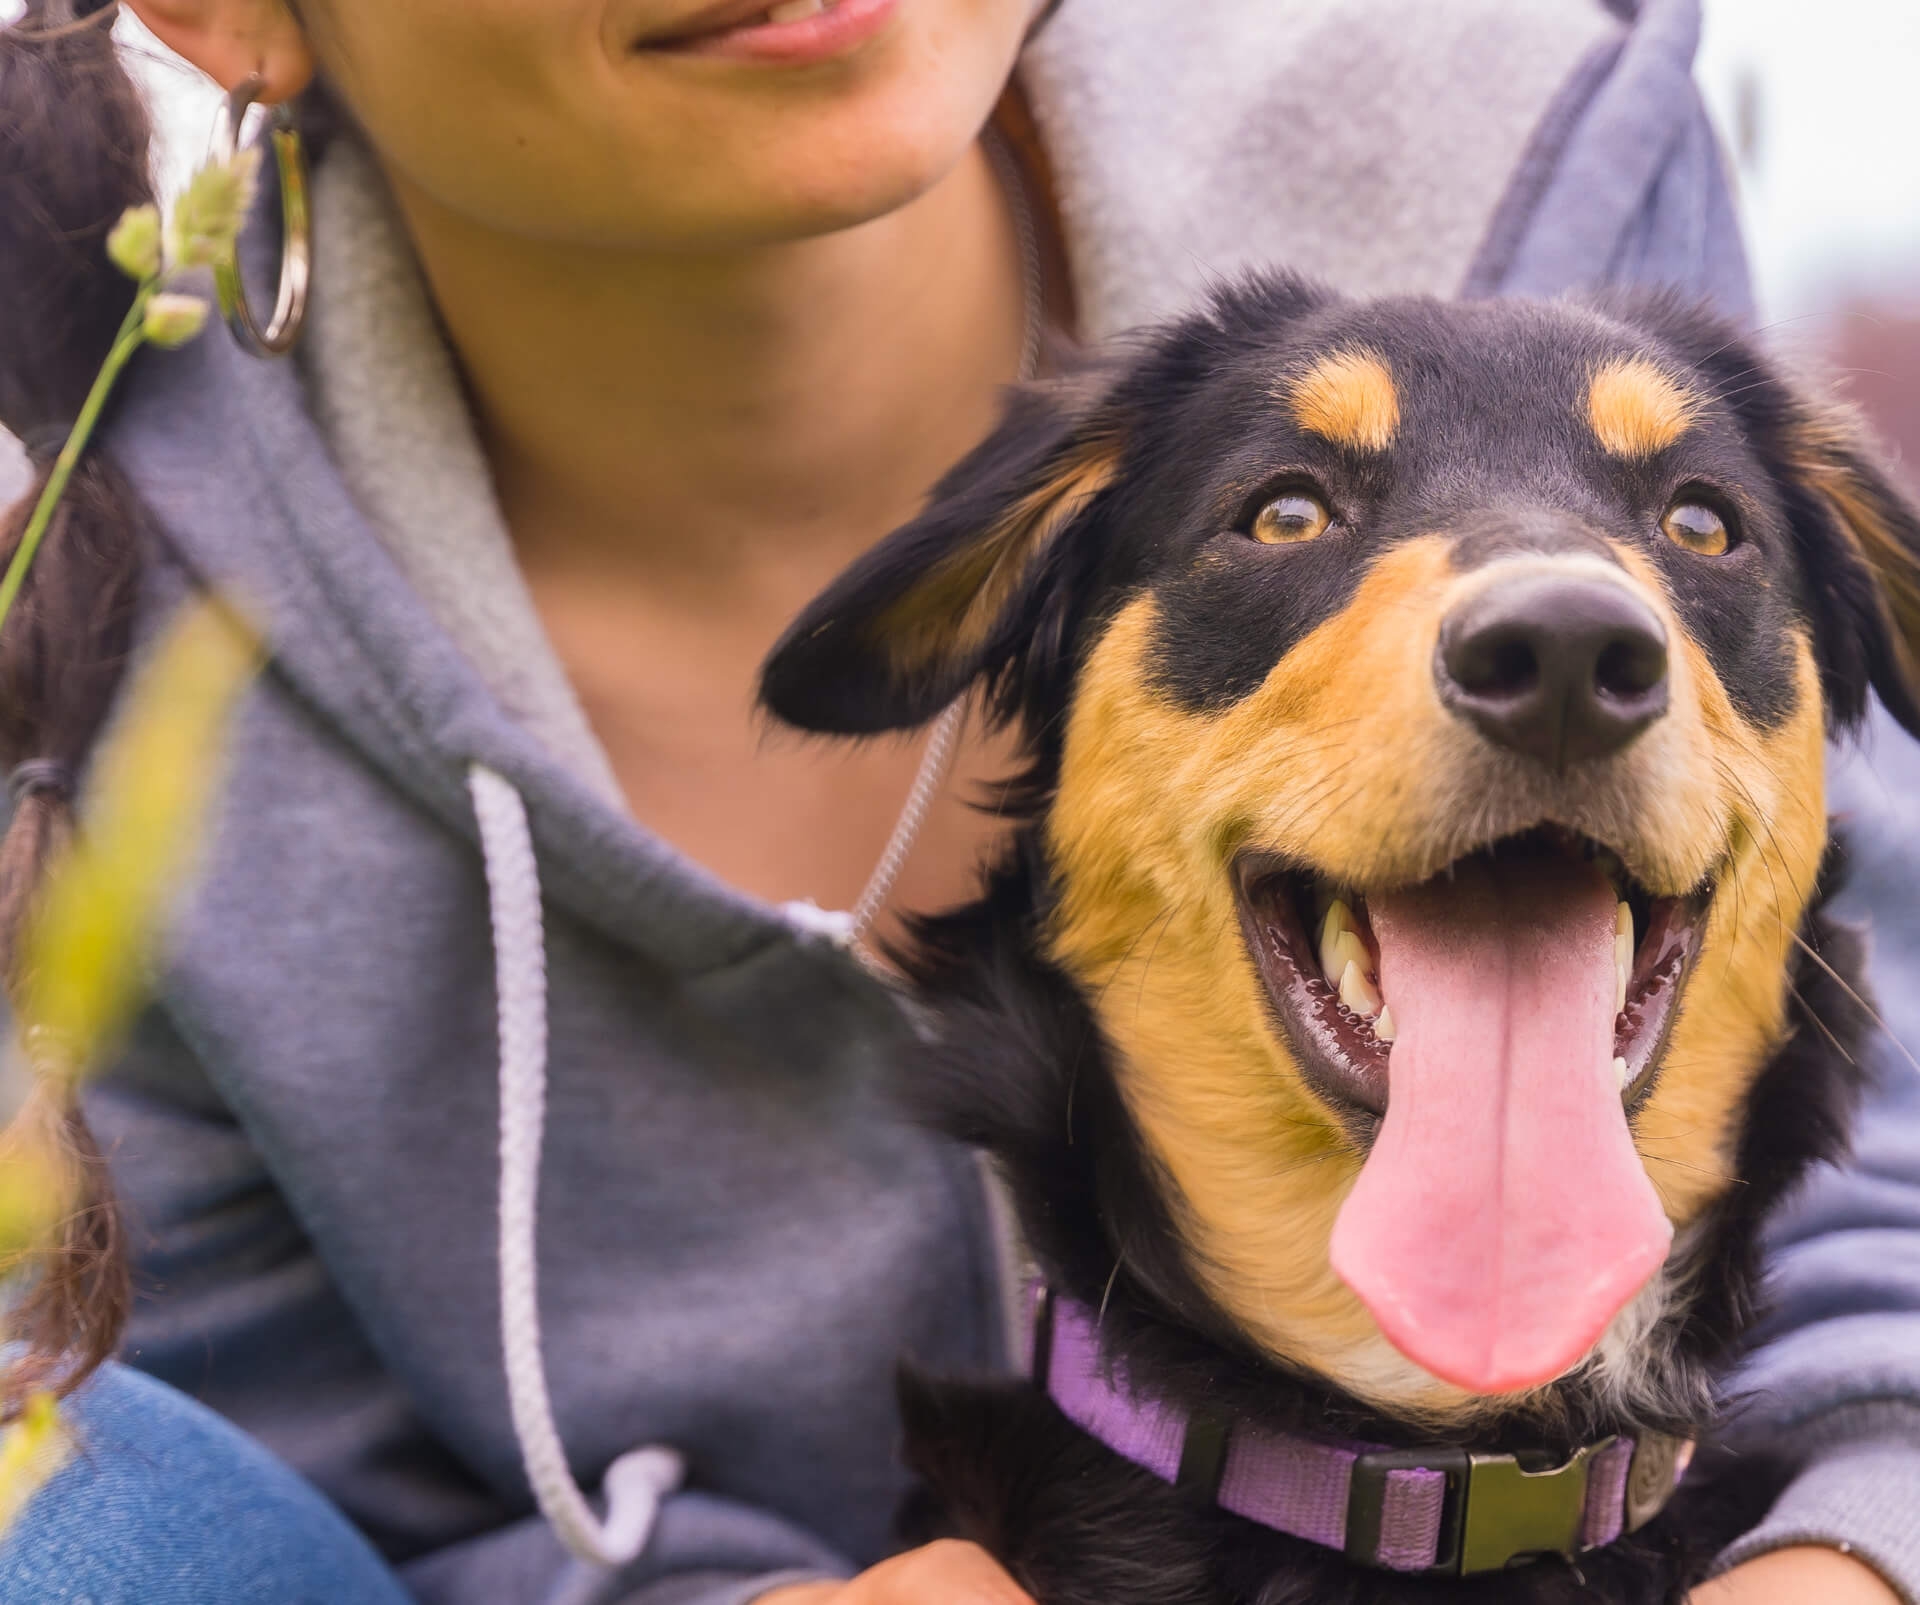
[
  {"x1": 767, "y1": 0, "x2": 827, "y2": 21},
  {"x1": 1338, "y1": 960, "x2": 1381, "y2": 1019},
  {"x1": 1374, "y1": 1005, "x2": 1396, "y2": 1043},
  {"x1": 1317, "y1": 901, "x2": 1340, "y2": 978},
  {"x1": 1614, "y1": 903, "x2": 1634, "y2": 1015},
  {"x1": 1318, "y1": 899, "x2": 1356, "y2": 982},
  {"x1": 1331, "y1": 930, "x2": 1372, "y2": 986},
  {"x1": 1614, "y1": 1055, "x2": 1630, "y2": 1091}
]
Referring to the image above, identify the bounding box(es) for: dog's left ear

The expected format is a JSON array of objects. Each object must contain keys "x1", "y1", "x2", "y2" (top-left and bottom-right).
[
  {"x1": 1778, "y1": 403, "x2": 1920, "y2": 736},
  {"x1": 761, "y1": 375, "x2": 1123, "y2": 734}
]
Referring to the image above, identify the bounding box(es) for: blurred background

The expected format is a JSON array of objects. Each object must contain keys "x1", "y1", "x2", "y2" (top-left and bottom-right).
[
  {"x1": 3, "y1": 0, "x2": 1919, "y2": 501},
  {"x1": 1697, "y1": 0, "x2": 1920, "y2": 487}
]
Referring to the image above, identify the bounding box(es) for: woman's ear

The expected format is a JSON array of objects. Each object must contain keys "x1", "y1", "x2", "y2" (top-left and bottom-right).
[
  {"x1": 122, "y1": 0, "x2": 314, "y2": 103},
  {"x1": 761, "y1": 375, "x2": 1124, "y2": 736}
]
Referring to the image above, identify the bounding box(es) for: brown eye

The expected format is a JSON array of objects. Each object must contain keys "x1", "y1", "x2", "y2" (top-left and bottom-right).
[
  {"x1": 1251, "y1": 491, "x2": 1333, "y2": 544},
  {"x1": 1661, "y1": 500, "x2": 1731, "y2": 556}
]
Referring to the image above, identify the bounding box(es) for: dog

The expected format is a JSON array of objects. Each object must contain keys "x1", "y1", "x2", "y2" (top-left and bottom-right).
[{"x1": 759, "y1": 276, "x2": 1920, "y2": 1603}]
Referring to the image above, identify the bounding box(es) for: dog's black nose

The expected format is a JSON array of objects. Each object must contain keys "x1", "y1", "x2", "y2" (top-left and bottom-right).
[{"x1": 1436, "y1": 572, "x2": 1669, "y2": 769}]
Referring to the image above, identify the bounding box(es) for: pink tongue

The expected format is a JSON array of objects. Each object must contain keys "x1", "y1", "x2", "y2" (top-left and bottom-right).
[{"x1": 1328, "y1": 853, "x2": 1671, "y2": 1395}]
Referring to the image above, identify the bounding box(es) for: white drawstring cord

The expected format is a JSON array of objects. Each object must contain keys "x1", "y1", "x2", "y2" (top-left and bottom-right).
[
  {"x1": 795, "y1": 130, "x2": 1037, "y2": 977},
  {"x1": 839, "y1": 699, "x2": 966, "y2": 976},
  {"x1": 462, "y1": 128, "x2": 1038, "y2": 1587},
  {"x1": 470, "y1": 764, "x2": 685, "y2": 1575}
]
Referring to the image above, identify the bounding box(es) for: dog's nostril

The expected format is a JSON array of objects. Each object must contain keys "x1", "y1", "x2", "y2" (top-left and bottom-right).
[
  {"x1": 1436, "y1": 572, "x2": 1670, "y2": 770},
  {"x1": 1450, "y1": 633, "x2": 1540, "y2": 699},
  {"x1": 1594, "y1": 634, "x2": 1666, "y2": 700}
]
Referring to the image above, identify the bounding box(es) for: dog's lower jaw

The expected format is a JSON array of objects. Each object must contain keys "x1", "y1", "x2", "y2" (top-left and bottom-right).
[
  {"x1": 1575, "y1": 1228, "x2": 1716, "y2": 1424},
  {"x1": 1287, "y1": 1226, "x2": 1706, "y2": 1428},
  {"x1": 885, "y1": 813, "x2": 1870, "y2": 1603}
]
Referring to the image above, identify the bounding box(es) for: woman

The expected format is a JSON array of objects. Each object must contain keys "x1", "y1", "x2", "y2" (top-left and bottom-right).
[{"x1": 0, "y1": 0, "x2": 1913, "y2": 1600}]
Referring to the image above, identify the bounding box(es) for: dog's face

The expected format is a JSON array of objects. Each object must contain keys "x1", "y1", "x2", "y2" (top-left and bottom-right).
[{"x1": 764, "y1": 281, "x2": 1920, "y2": 1421}]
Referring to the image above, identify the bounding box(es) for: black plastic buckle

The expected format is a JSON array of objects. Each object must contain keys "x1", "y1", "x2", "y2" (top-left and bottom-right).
[
  {"x1": 1346, "y1": 1440, "x2": 1611, "y2": 1576},
  {"x1": 1345, "y1": 1447, "x2": 1470, "y2": 1574}
]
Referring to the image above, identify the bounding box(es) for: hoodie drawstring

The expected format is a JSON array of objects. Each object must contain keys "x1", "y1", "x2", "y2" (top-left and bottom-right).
[{"x1": 469, "y1": 763, "x2": 685, "y2": 1574}]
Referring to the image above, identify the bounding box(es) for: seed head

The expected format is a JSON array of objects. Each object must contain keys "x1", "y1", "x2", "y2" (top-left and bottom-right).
[
  {"x1": 106, "y1": 204, "x2": 162, "y2": 282},
  {"x1": 166, "y1": 145, "x2": 262, "y2": 272}
]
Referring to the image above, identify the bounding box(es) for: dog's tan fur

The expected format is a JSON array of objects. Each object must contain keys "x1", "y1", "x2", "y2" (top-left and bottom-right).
[
  {"x1": 1287, "y1": 349, "x2": 1400, "y2": 452},
  {"x1": 874, "y1": 441, "x2": 1120, "y2": 678},
  {"x1": 1043, "y1": 537, "x2": 1828, "y2": 1420},
  {"x1": 1587, "y1": 357, "x2": 1702, "y2": 458},
  {"x1": 1789, "y1": 408, "x2": 1920, "y2": 700}
]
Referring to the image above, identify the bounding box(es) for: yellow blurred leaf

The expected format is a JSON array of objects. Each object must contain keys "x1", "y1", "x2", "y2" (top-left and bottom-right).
[
  {"x1": 0, "y1": 1394, "x2": 69, "y2": 1535},
  {"x1": 16, "y1": 599, "x2": 260, "y2": 1086}
]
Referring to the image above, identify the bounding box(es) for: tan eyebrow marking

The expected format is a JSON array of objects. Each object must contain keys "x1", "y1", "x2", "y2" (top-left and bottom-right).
[
  {"x1": 1587, "y1": 357, "x2": 1702, "y2": 458},
  {"x1": 1287, "y1": 349, "x2": 1399, "y2": 452}
]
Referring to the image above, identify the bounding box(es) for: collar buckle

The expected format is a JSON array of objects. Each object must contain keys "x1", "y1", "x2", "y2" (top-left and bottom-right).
[{"x1": 1347, "y1": 1439, "x2": 1615, "y2": 1575}]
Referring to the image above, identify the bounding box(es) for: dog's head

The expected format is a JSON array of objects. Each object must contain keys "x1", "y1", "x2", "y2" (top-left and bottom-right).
[{"x1": 763, "y1": 278, "x2": 1920, "y2": 1418}]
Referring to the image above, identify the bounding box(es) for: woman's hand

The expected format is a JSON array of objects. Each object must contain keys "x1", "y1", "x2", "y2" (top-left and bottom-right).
[
  {"x1": 758, "y1": 1541, "x2": 1034, "y2": 1605},
  {"x1": 1690, "y1": 1545, "x2": 1901, "y2": 1603}
]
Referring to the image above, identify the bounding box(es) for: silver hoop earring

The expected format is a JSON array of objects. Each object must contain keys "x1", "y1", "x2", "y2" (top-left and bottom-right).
[{"x1": 210, "y1": 75, "x2": 311, "y2": 358}]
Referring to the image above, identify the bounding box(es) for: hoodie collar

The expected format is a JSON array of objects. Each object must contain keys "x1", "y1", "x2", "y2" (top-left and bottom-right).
[{"x1": 106, "y1": 189, "x2": 804, "y2": 978}]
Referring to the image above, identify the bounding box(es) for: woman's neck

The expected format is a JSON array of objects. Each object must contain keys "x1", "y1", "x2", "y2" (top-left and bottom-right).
[
  {"x1": 382, "y1": 138, "x2": 1029, "y2": 593},
  {"x1": 373, "y1": 132, "x2": 1038, "y2": 921}
]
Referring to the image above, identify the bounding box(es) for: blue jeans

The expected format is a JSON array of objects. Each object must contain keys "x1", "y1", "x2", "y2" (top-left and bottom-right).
[{"x1": 0, "y1": 1362, "x2": 413, "y2": 1603}]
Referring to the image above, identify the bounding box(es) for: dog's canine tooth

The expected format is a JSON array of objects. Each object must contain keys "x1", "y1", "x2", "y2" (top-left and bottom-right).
[
  {"x1": 1338, "y1": 959, "x2": 1382, "y2": 1019},
  {"x1": 1615, "y1": 901, "x2": 1634, "y2": 1016},
  {"x1": 1330, "y1": 930, "x2": 1371, "y2": 988},
  {"x1": 1614, "y1": 1055, "x2": 1630, "y2": 1091},
  {"x1": 1374, "y1": 1005, "x2": 1397, "y2": 1043},
  {"x1": 1318, "y1": 899, "x2": 1359, "y2": 983}
]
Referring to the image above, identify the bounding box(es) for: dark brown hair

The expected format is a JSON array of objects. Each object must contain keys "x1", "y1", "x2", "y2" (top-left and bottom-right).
[{"x1": 0, "y1": 0, "x2": 153, "y2": 1412}]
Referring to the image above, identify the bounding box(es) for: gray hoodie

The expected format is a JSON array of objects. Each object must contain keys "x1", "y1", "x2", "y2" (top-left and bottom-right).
[{"x1": 76, "y1": 1, "x2": 1920, "y2": 1601}]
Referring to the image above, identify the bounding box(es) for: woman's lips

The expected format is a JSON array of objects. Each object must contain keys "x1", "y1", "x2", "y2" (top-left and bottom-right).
[{"x1": 641, "y1": 0, "x2": 901, "y2": 64}]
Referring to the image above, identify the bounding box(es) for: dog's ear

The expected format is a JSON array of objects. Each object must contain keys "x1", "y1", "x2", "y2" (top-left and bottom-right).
[
  {"x1": 1776, "y1": 402, "x2": 1920, "y2": 736},
  {"x1": 761, "y1": 374, "x2": 1123, "y2": 734}
]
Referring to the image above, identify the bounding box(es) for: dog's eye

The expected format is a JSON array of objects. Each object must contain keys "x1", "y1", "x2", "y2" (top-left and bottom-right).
[
  {"x1": 1661, "y1": 500, "x2": 1732, "y2": 557},
  {"x1": 1251, "y1": 491, "x2": 1333, "y2": 545}
]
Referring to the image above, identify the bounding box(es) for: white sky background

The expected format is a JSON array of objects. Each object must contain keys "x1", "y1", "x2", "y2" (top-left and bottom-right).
[
  {"x1": 1, "y1": 2, "x2": 1917, "y2": 323},
  {"x1": 1697, "y1": 0, "x2": 1920, "y2": 321}
]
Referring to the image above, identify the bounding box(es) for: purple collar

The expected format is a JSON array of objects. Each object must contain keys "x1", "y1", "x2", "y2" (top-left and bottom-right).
[{"x1": 1035, "y1": 1292, "x2": 1692, "y2": 1576}]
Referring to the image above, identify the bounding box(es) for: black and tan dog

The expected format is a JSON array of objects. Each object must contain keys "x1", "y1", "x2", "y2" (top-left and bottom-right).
[{"x1": 760, "y1": 277, "x2": 1920, "y2": 1603}]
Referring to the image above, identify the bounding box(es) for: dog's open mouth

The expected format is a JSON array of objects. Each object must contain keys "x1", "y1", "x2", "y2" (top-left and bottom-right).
[
  {"x1": 1232, "y1": 826, "x2": 1713, "y2": 1396},
  {"x1": 1233, "y1": 825, "x2": 1709, "y2": 1127}
]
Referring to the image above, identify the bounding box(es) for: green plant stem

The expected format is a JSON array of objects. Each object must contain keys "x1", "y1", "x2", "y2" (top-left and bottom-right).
[{"x1": 0, "y1": 286, "x2": 153, "y2": 640}]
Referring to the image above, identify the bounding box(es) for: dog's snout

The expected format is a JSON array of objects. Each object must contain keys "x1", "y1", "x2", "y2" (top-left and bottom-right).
[{"x1": 1436, "y1": 573, "x2": 1669, "y2": 769}]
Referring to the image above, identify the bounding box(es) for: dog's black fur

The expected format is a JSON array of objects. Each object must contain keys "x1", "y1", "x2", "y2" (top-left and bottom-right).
[{"x1": 761, "y1": 278, "x2": 1920, "y2": 1604}]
